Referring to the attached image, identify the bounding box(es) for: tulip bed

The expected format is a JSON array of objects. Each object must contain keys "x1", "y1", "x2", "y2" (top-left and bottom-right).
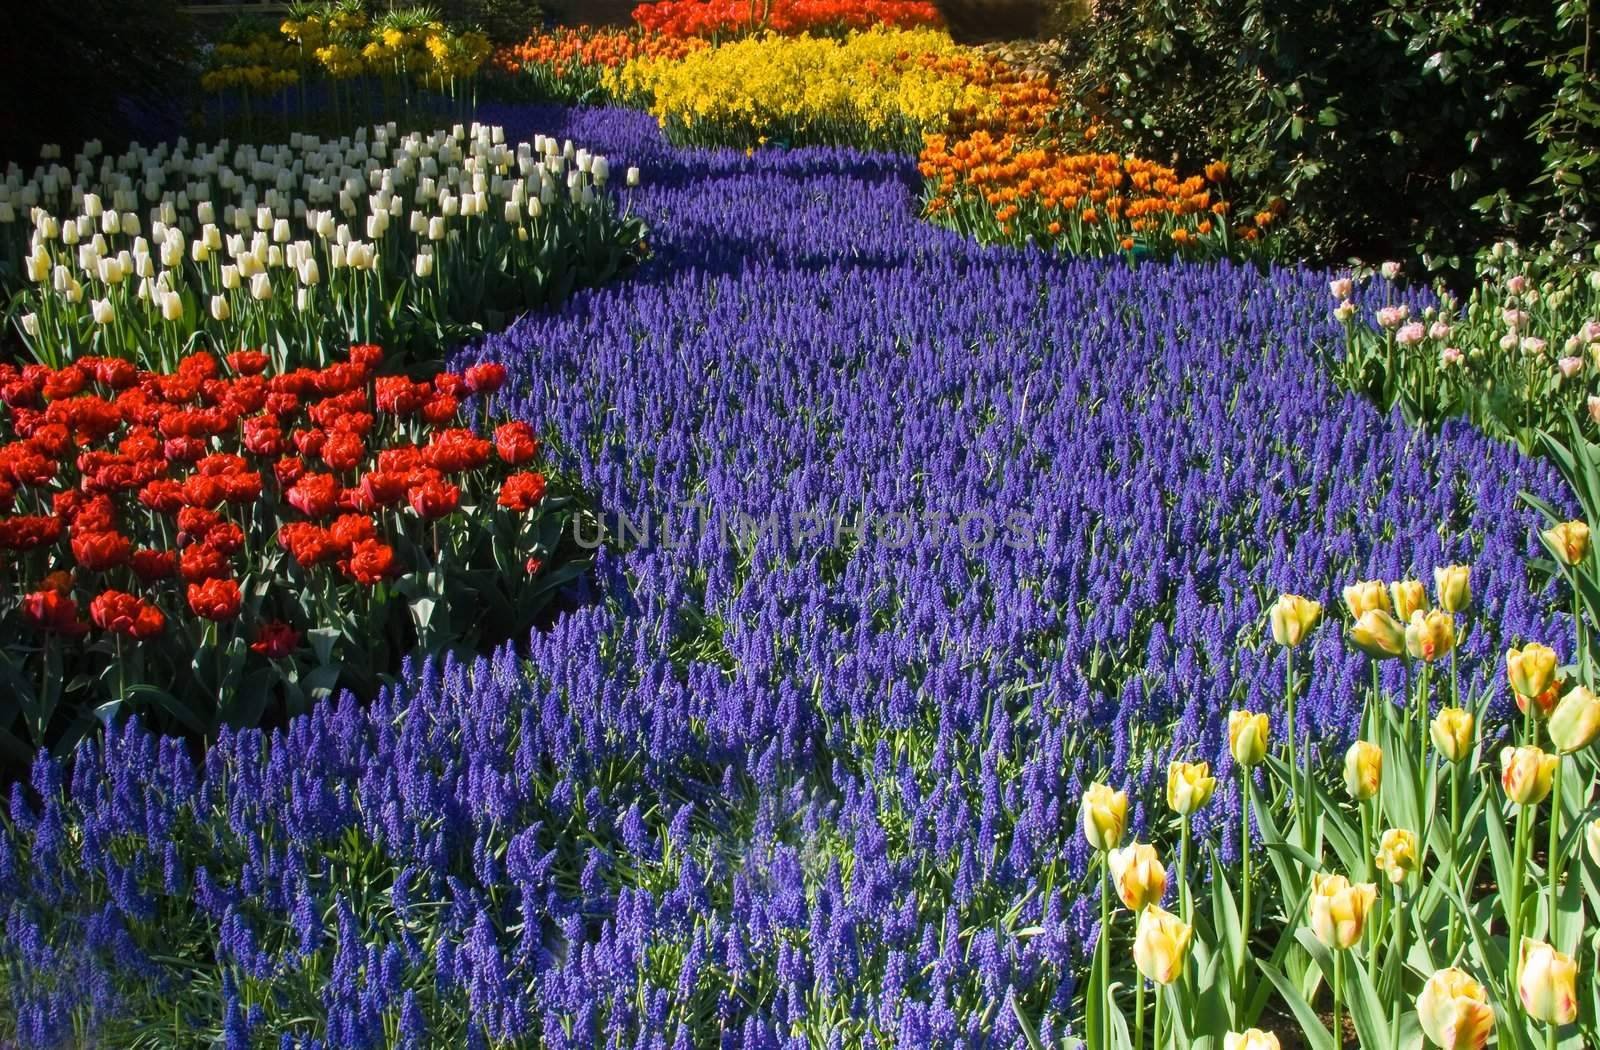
[
  {"x1": 1, "y1": 103, "x2": 1594, "y2": 1049},
  {"x1": 0, "y1": 345, "x2": 581, "y2": 761},
  {"x1": 2, "y1": 122, "x2": 644, "y2": 370}
]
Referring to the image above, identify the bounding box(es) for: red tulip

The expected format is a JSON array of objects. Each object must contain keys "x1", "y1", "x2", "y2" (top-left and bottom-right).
[
  {"x1": 89, "y1": 590, "x2": 165, "y2": 639},
  {"x1": 21, "y1": 589, "x2": 89, "y2": 635},
  {"x1": 498, "y1": 471, "x2": 548, "y2": 512},
  {"x1": 187, "y1": 578, "x2": 242, "y2": 621},
  {"x1": 494, "y1": 421, "x2": 540, "y2": 465},
  {"x1": 249, "y1": 621, "x2": 301, "y2": 659},
  {"x1": 71, "y1": 530, "x2": 132, "y2": 571},
  {"x1": 464, "y1": 362, "x2": 507, "y2": 395},
  {"x1": 408, "y1": 478, "x2": 460, "y2": 519},
  {"x1": 347, "y1": 539, "x2": 396, "y2": 585}
]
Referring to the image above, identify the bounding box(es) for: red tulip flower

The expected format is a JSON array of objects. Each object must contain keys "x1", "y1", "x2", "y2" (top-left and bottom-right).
[
  {"x1": 187, "y1": 578, "x2": 242, "y2": 621},
  {"x1": 494, "y1": 421, "x2": 540, "y2": 465},
  {"x1": 348, "y1": 539, "x2": 397, "y2": 585},
  {"x1": 498, "y1": 471, "x2": 548, "y2": 512},
  {"x1": 250, "y1": 621, "x2": 302, "y2": 658},
  {"x1": 89, "y1": 590, "x2": 166, "y2": 639},
  {"x1": 21, "y1": 589, "x2": 89, "y2": 636},
  {"x1": 72, "y1": 530, "x2": 133, "y2": 571},
  {"x1": 408, "y1": 478, "x2": 461, "y2": 519},
  {"x1": 464, "y1": 362, "x2": 508, "y2": 395}
]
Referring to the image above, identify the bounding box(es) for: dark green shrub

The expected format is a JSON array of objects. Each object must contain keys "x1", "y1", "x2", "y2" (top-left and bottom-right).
[{"x1": 1062, "y1": 0, "x2": 1598, "y2": 282}]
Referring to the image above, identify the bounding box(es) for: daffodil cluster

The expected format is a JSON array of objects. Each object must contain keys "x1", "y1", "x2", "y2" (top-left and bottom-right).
[{"x1": 606, "y1": 27, "x2": 991, "y2": 150}]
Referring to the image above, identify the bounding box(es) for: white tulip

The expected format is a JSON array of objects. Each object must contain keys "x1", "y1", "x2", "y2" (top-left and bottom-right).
[
  {"x1": 220, "y1": 264, "x2": 240, "y2": 290},
  {"x1": 20, "y1": 313, "x2": 38, "y2": 337},
  {"x1": 414, "y1": 250, "x2": 434, "y2": 278},
  {"x1": 97, "y1": 256, "x2": 124, "y2": 285},
  {"x1": 272, "y1": 217, "x2": 290, "y2": 243},
  {"x1": 249, "y1": 272, "x2": 272, "y2": 301},
  {"x1": 298, "y1": 258, "x2": 320, "y2": 286},
  {"x1": 159, "y1": 290, "x2": 183, "y2": 322},
  {"x1": 91, "y1": 297, "x2": 114, "y2": 325},
  {"x1": 210, "y1": 294, "x2": 230, "y2": 321},
  {"x1": 427, "y1": 216, "x2": 445, "y2": 241}
]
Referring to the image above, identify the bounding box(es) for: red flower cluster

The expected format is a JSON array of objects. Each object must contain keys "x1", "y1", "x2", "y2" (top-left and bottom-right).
[
  {"x1": 632, "y1": 0, "x2": 942, "y2": 38},
  {"x1": 1, "y1": 347, "x2": 550, "y2": 653}
]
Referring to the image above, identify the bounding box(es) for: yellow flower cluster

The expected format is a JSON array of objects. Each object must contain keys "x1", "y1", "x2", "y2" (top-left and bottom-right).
[
  {"x1": 606, "y1": 28, "x2": 992, "y2": 149},
  {"x1": 201, "y1": 38, "x2": 301, "y2": 93}
]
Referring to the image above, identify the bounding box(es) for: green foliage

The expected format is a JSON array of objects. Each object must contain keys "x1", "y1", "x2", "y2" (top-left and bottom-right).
[{"x1": 1062, "y1": 0, "x2": 1600, "y2": 281}]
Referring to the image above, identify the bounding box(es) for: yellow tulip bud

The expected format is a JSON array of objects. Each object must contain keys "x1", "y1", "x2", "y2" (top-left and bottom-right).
[
  {"x1": 1223, "y1": 1032, "x2": 1281, "y2": 1050},
  {"x1": 1506, "y1": 644, "x2": 1558, "y2": 706},
  {"x1": 1081, "y1": 782, "x2": 1128, "y2": 852},
  {"x1": 1586, "y1": 817, "x2": 1600, "y2": 866},
  {"x1": 1433, "y1": 565, "x2": 1471, "y2": 614},
  {"x1": 1109, "y1": 842, "x2": 1167, "y2": 911},
  {"x1": 1132, "y1": 904, "x2": 1192, "y2": 985},
  {"x1": 1549, "y1": 684, "x2": 1600, "y2": 753},
  {"x1": 1349, "y1": 609, "x2": 1406, "y2": 659},
  {"x1": 1500, "y1": 746, "x2": 1558, "y2": 806},
  {"x1": 1517, "y1": 937, "x2": 1578, "y2": 1025},
  {"x1": 1416, "y1": 967, "x2": 1495, "y2": 1050},
  {"x1": 1269, "y1": 593, "x2": 1322, "y2": 647},
  {"x1": 1308, "y1": 871, "x2": 1377, "y2": 950},
  {"x1": 1343, "y1": 740, "x2": 1382, "y2": 801},
  {"x1": 1404, "y1": 609, "x2": 1455, "y2": 663},
  {"x1": 1166, "y1": 760, "x2": 1216, "y2": 815},
  {"x1": 1541, "y1": 520, "x2": 1591, "y2": 566},
  {"x1": 1374, "y1": 827, "x2": 1418, "y2": 885},
  {"x1": 1228, "y1": 711, "x2": 1269, "y2": 768},
  {"x1": 1342, "y1": 579, "x2": 1390, "y2": 619},
  {"x1": 1429, "y1": 707, "x2": 1475, "y2": 763},
  {"x1": 1390, "y1": 579, "x2": 1427, "y2": 621}
]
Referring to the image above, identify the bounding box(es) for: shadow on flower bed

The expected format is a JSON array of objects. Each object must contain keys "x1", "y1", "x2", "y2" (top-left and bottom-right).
[{"x1": 0, "y1": 344, "x2": 600, "y2": 772}]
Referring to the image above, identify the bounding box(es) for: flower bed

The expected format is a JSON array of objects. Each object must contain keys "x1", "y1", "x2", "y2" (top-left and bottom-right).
[
  {"x1": 0, "y1": 345, "x2": 579, "y2": 759},
  {"x1": 0, "y1": 104, "x2": 1575, "y2": 1049},
  {"x1": 5, "y1": 122, "x2": 644, "y2": 370},
  {"x1": 631, "y1": 0, "x2": 945, "y2": 38}
]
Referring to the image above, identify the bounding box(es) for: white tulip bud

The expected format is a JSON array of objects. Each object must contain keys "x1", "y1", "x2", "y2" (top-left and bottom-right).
[
  {"x1": 20, "y1": 312, "x2": 39, "y2": 337},
  {"x1": 249, "y1": 272, "x2": 272, "y2": 301},
  {"x1": 91, "y1": 297, "x2": 114, "y2": 325},
  {"x1": 210, "y1": 294, "x2": 230, "y2": 321},
  {"x1": 427, "y1": 216, "x2": 445, "y2": 241},
  {"x1": 591, "y1": 156, "x2": 610, "y2": 183},
  {"x1": 414, "y1": 250, "x2": 434, "y2": 278},
  {"x1": 120, "y1": 212, "x2": 139, "y2": 236},
  {"x1": 101, "y1": 210, "x2": 121, "y2": 235},
  {"x1": 220, "y1": 263, "x2": 240, "y2": 290},
  {"x1": 256, "y1": 205, "x2": 273, "y2": 231},
  {"x1": 272, "y1": 217, "x2": 290, "y2": 243},
  {"x1": 197, "y1": 201, "x2": 214, "y2": 225},
  {"x1": 298, "y1": 258, "x2": 320, "y2": 286},
  {"x1": 97, "y1": 256, "x2": 124, "y2": 285},
  {"x1": 83, "y1": 192, "x2": 102, "y2": 218},
  {"x1": 159, "y1": 290, "x2": 183, "y2": 322}
]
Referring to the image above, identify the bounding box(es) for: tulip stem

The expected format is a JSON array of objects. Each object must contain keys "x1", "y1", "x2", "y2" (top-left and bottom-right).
[
  {"x1": 1099, "y1": 856, "x2": 1111, "y2": 1048},
  {"x1": 1285, "y1": 654, "x2": 1301, "y2": 843},
  {"x1": 1509, "y1": 803, "x2": 1529, "y2": 992},
  {"x1": 1239, "y1": 770, "x2": 1251, "y2": 1023},
  {"x1": 1548, "y1": 758, "x2": 1563, "y2": 931},
  {"x1": 1134, "y1": 970, "x2": 1145, "y2": 1050},
  {"x1": 1447, "y1": 760, "x2": 1463, "y2": 960},
  {"x1": 1154, "y1": 984, "x2": 1164, "y2": 1049},
  {"x1": 1179, "y1": 813, "x2": 1192, "y2": 925},
  {"x1": 1331, "y1": 949, "x2": 1343, "y2": 1050}
]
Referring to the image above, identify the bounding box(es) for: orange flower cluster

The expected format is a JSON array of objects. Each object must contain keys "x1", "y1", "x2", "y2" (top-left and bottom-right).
[
  {"x1": 919, "y1": 128, "x2": 1248, "y2": 253},
  {"x1": 493, "y1": 27, "x2": 705, "y2": 77},
  {"x1": 632, "y1": 0, "x2": 943, "y2": 39},
  {"x1": 922, "y1": 55, "x2": 1061, "y2": 140}
]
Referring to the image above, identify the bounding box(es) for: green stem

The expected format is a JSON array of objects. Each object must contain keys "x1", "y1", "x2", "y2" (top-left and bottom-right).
[
  {"x1": 1549, "y1": 757, "x2": 1563, "y2": 930},
  {"x1": 1154, "y1": 984, "x2": 1165, "y2": 1049},
  {"x1": 1286, "y1": 654, "x2": 1300, "y2": 841},
  {"x1": 1447, "y1": 760, "x2": 1463, "y2": 959},
  {"x1": 1179, "y1": 813, "x2": 1192, "y2": 925},
  {"x1": 1239, "y1": 771, "x2": 1252, "y2": 1025},
  {"x1": 1099, "y1": 856, "x2": 1112, "y2": 1046},
  {"x1": 1509, "y1": 804, "x2": 1529, "y2": 991},
  {"x1": 1332, "y1": 950, "x2": 1344, "y2": 1050},
  {"x1": 1135, "y1": 967, "x2": 1145, "y2": 1050}
]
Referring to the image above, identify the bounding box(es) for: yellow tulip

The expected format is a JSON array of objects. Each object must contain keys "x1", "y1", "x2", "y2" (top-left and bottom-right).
[
  {"x1": 1430, "y1": 707, "x2": 1475, "y2": 763},
  {"x1": 1374, "y1": 827, "x2": 1418, "y2": 885},
  {"x1": 1541, "y1": 519, "x2": 1591, "y2": 566},
  {"x1": 1390, "y1": 579, "x2": 1427, "y2": 621},
  {"x1": 1228, "y1": 711, "x2": 1269, "y2": 768},
  {"x1": 1517, "y1": 937, "x2": 1578, "y2": 1025},
  {"x1": 1132, "y1": 904, "x2": 1192, "y2": 985},
  {"x1": 1109, "y1": 843, "x2": 1167, "y2": 911},
  {"x1": 1500, "y1": 746, "x2": 1559, "y2": 806},
  {"x1": 1586, "y1": 817, "x2": 1600, "y2": 866},
  {"x1": 1343, "y1": 740, "x2": 1382, "y2": 801},
  {"x1": 1223, "y1": 1032, "x2": 1281, "y2": 1050},
  {"x1": 1506, "y1": 643, "x2": 1558, "y2": 706},
  {"x1": 1433, "y1": 564, "x2": 1472, "y2": 614},
  {"x1": 1308, "y1": 871, "x2": 1377, "y2": 950},
  {"x1": 1405, "y1": 609, "x2": 1455, "y2": 663},
  {"x1": 1081, "y1": 782, "x2": 1128, "y2": 851},
  {"x1": 1166, "y1": 760, "x2": 1216, "y2": 815},
  {"x1": 1269, "y1": 593, "x2": 1322, "y2": 647},
  {"x1": 1417, "y1": 967, "x2": 1494, "y2": 1050},
  {"x1": 1549, "y1": 684, "x2": 1600, "y2": 753},
  {"x1": 1342, "y1": 579, "x2": 1390, "y2": 619},
  {"x1": 1349, "y1": 609, "x2": 1406, "y2": 659}
]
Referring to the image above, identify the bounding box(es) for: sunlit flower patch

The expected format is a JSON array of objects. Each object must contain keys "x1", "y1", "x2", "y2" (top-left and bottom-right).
[{"x1": 0, "y1": 345, "x2": 576, "y2": 754}]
